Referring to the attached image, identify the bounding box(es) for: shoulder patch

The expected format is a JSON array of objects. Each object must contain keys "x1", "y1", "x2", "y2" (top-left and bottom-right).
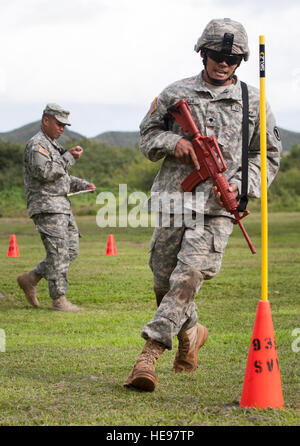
[
  {"x1": 273, "y1": 127, "x2": 281, "y2": 141},
  {"x1": 38, "y1": 146, "x2": 50, "y2": 158},
  {"x1": 149, "y1": 97, "x2": 158, "y2": 114}
]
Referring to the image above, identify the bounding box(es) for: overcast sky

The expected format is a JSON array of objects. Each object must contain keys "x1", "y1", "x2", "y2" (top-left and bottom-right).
[{"x1": 0, "y1": 0, "x2": 299, "y2": 136}]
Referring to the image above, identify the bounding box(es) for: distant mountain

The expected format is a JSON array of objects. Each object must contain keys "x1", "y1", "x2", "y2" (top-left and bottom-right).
[
  {"x1": 92, "y1": 131, "x2": 140, "y2": 147},
  {"x1": 0, "y1": 121, "x2": 299, "y2": 151},
  {"x1": 277, "y1": 128, "x2": 300, "y2": 152},
  {"x1": 92, "y1": 127, "x2": 300, "y2": 151},
  {"x1": 0, "y1": 121, "x2": 84, "y2": 144}
]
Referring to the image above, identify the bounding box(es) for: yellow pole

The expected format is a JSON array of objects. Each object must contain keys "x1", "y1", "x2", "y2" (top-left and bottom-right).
[{"x1": 259, "y1": 35, "x2": 268, "y2": 301}]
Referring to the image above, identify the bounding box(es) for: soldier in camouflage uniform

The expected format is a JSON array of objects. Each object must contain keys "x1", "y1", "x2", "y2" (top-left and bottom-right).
[
  {"x1": 17, "y1": 103, "x2": 96, "y2": 312},
  {"x1": 125, "y1": 18, "x2": 281, "y2": 391}
]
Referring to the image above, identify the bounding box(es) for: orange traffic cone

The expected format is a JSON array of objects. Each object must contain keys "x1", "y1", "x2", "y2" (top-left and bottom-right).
[
  {"x1": 7, "y1": 234, "x2": 20, "y2": 257},
  {"x1": 105, "y1": 234, "x2": 117, "y2": 255},
  {"x1": 240, "y1": 300, "x2": 284, "y2": 409}
]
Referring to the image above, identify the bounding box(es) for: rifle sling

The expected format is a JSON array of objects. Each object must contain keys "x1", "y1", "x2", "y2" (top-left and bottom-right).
[{"x1": 237, "y1": 81, "x2": 249, "y2": 212}]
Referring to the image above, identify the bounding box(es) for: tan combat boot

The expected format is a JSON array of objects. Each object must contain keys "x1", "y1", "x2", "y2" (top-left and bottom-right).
[
  {"x1": 17, "y1": 270, "x2": 42, "y2": 308},
  {"x1": 52, "y1": 295, "x2": 83, "y2": 312},
  {"x1": 173, "y1": 323, "x2": 208, "y2": 373},
  {"x1": 124, "y1": 339, "x2": 165, "y2": 391}
]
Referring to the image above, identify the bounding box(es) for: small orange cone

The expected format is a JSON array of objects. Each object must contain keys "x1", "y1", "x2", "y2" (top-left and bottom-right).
[
  {"x1": 7, "y1": 234, "x2": 20, "y2": 257},
  {"x1": 105, "y1": 234, "x2": 117, "y2": 256},
  {"x1": 240, "y1": 300, "x2": 284, "y2": 409}
]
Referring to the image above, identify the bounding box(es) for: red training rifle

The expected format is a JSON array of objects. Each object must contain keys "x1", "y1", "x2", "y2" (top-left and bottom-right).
[{"x1": 168, "y1": 99, "x2": 256, "y2": 254}]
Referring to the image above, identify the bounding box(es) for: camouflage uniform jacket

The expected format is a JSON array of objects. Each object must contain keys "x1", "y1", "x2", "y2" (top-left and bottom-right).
[
  {"x1": 140, "y1": 72, "x2": 282, "y2": 216},
  {"x1": 24, "y1": 129, "x2": 89, "y2": 217}
]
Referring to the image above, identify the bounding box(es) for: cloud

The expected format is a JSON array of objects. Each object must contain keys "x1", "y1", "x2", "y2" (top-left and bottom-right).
[
  {"x1": 214, "y1": 0, "x2": 300, "y2": 11},
  {"x1": 1, "y1": 0, "x2": 106, "y2": 27},
  {"x1": 0, "y1": 0, "x2": 299, "y2": 133}
]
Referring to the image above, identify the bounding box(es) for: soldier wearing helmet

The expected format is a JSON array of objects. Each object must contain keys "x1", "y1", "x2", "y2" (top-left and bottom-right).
[
  {"x1": 195, "y1": 18, "x2": 249, "y2": 85},
  {"x1": 124, "y1": 19, "x2": 281, "y2": 392}
]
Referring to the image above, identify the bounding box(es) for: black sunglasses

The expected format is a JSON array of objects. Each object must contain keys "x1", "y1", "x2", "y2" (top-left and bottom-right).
[{"x1": 206, "y1": 49, "x2": 243, "y2": 66}]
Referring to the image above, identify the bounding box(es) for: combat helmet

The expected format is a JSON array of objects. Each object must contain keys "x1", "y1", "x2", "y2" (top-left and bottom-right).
[{"x1": 194, "y1": 18, "x2": 249, "y2": 61}]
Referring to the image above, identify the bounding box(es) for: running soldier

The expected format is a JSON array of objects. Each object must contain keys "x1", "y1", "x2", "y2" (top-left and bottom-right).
[{"x1": 125, "y1": 18, "x2": 281, "y2": 391}]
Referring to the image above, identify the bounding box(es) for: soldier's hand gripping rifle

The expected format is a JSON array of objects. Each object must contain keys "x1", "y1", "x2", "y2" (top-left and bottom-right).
[{"x1": 167, "y1": 99, "x2": 256, "y2": 254}]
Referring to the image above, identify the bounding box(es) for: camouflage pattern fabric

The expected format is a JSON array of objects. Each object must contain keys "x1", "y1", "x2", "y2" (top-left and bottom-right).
[
  {"x1": 43, "y1": 103, "x2": 71, "y2": 126},
  {"x1": 140, "y1": 72, "x2": 281, "y2": 216},
  {"x1": 24, "y1": 129, "x2": 89, "y2": 299},
  {"x1": 33, "y1": 212, "x2": 79, "y2": 299},
  {"x1": 139, "y1": 71, "x2": 281, "y2": 349},
  {"x1": 24, "y1": 129, "x2": 89, "y2": 217},
  {"x1": 142, "y1": 214, "x2": 233, "y2": 349},
  {"x1": 194, "y1": 18, "x2": 250, "y2": 60}
]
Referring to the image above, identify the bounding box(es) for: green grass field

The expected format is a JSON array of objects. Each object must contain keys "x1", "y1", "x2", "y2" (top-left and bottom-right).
[{"x1": 0, "y1": 213, "x2": 299, "y2": 426}]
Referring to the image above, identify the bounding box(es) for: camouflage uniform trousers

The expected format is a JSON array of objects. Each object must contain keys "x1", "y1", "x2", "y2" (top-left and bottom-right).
[
  {"x1": 32, "y1": 212, "x2": 79, "y2": 299},
  {"x1": 142, "y1": 214, "x2": 233, "y2": 350}
]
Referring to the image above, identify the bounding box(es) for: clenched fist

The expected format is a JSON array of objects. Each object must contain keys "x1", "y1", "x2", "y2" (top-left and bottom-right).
[{"x1": 69, "y1": 146, "x2": 83, "y2": 159}]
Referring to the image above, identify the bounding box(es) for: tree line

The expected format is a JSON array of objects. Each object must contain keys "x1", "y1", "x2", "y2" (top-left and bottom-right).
[{"x1": 0, "y1": 139, "x2": 299, "y2": 217}]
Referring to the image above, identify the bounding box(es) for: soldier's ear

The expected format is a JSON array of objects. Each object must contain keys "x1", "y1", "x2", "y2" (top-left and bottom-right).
[{"x1": 42, "y1": 115, "x2": 49, "y2": 126}]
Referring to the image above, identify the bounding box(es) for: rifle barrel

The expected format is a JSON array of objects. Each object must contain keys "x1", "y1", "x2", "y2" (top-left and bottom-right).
[{"x1": 238, "y1": 220, "x2": 256, "y2": 254}]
